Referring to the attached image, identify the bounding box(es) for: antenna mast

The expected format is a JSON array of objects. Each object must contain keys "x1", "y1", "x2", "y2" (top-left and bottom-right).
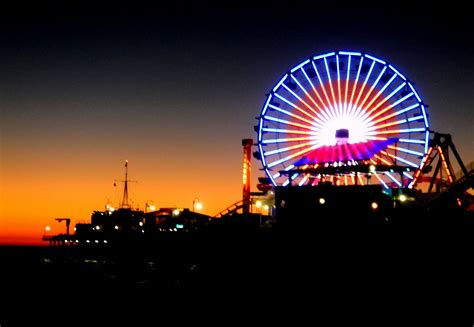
[{"x1": 122, "y1": 160, "x2": 130, "y2": 208}]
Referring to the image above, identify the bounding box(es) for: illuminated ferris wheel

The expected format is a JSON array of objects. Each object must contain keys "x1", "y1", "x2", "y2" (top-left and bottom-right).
[{"x1": 256, "y1": 51, "x2": 430, "y2": 189}]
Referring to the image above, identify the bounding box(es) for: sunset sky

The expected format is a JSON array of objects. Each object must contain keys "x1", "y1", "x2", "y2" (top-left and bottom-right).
[{"x1": 1, "y1": 1, "x2": 473, "y2": 245}]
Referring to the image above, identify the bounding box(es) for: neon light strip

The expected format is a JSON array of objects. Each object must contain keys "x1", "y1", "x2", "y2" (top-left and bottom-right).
[
  {"x1": 273, "y1": 74, "x2": 288, "y2": 92},
  {"x1": 367, "y1": 127, "x2": 426, "y2": 136},
  {"x1": 312, "y1": 61, "x2": 337, "y2": 119},
  {"x1": 264, "y1": 140, "x2": 320, "y2": 157},
  {"x1": 344, "y1": 175, "x2": 347, "y2": 186},
  {"x1": 299, "y1": 174, "x2": 309, "y2": 186},
  {"x1": 387, "y1": 145, "x2": 424, "y2": 157},
  {"x1": 313, "y1": 52, "x2": 335, "y2": 60},
  {"x1": 262, "y1": 128, "x2": 317, "y2": 135},
  {"x1": 438, "y1": 146, "x2": 453, "y2": 183},
  {"x1": 407, "y1": 115, "x2": 424, "y2": 122},
  {"x1": 272, "y1": 164, "x2": 295, "y2": 179},
  {"x1": 381, "y1": 150, "x2": 419, "y2": 168},
  {"x1": 282, "y1": 82, "x2": 327, "y2": 125},
  {"x1": 364, "y1": 54, "x2": 386, "y2": 65},
  {"x1": 367, "y1": 118, "x2": 407, "y2": 131},
  {"x1": 403, "y1": 172, "x2": 413, "y2": 180},
  {"x1": 352, "y1": 61, "x2": 376, "y2": 117},
  {"x1": 339, "y1": 51, "x2": 361, "y2": 56},
  {"x1": 424, "y1": 131, "x2": 430, "y2": 154},
  {"x1": 268, "y1": 104, "x2": 324, "y2": 128},
  {"x1": 324, "y1": 57, "x2": 339, "y2": 115},
  {"x1": 344, "y1": 55, "x2": 351, "y2": 115},
  {"x1": 290, "y1": 75, "x2": 329, "y2": 122},
  {"x1": 372, "y1": 103, "x2": 420, "y2": 125},
  {"x1": 385, "y1": 171, "x2": 402, "y2": 187},
  {"x1": 374, "y1": 154, "x2": 392, "y2": 165},
  {"x1": 360, "y1": 73, "x2": 397, "y2": 121},
  {"x1": 290, "y1": 59, "x2": 310, "y2": 73},
  {"x1": 373, "y1": 173, "x2": 389, "y2": 189},
  {"x1": 358, "y1": 175, "x2": 364, "y2": 185},
  {"x1": 355, "y1": 65, "x2": 387, "y2": 119},
  {"x1": 347, "y1": 56, "x2": 364, "y2": 116},
  {"x1": 363, "y1": 82, "x2": 406, "y2": 118},
  {"x1": 399, "y1": 138, "x2": 425, "y2": 144},
  {"x1": 389, "y1": 64, "x2": 406, "y2": 80},
  {"x1": 274, "y1": 93, "x2": 321, "y2": 122},
  {"x1": 336, "y1": 55, "x2": 342, "y2": 115},
  {"x1": 262, "y1": 136, "x2": 315, "y2": 144},
  {"x1": 264, "y1": 116, "x2": 319, "y2": 131},
  {"x1": 300, "y1": 68, "x2": 333, "y2": 122},
  {"x1": 408, "y1": 83, "x2": 422, "y2": 102},
  {"x1": 421, "y1": 105, "x2": 429, "y2": 128},
  {"x1": 369, "y1": 92, "x2": 414, "y2": 122},
  {"x1": 261, "y1": 94, "x2": 273, "y2": 116},
  {"x1": 267, "y1": 144, "x2": 320, "y2": 168}
]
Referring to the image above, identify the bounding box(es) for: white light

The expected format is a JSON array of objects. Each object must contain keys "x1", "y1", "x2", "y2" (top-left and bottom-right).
[
  {"x1": 263, "y1": 205, "x2": 269, "y2": 211},
  {"x1": 256, "y1": 200, "x2": 262, "y2": 208},
  {"x1": 371, "y1": 202, "x2": 378, "y2": 210},
  {"x1": 139, "y1": 221, "x2": 144, "y2": 227},
  {"x1": 399, "y1": 194, "x2": 407, "y2": 202},
  {"x1": 95, "y1": 225, "x2": 100, "y2": 230},
  {"x1": 318, "y1": 110, "x2": 373, "y2": 146},
  {"x1": 319, "y1": 198, "x2": 326, "y2": 205},
  {"x1": 114, "y1": 225, "x2": 119, "y2": 230},
  {"x1": 194, "y1": 202, "x2": 203, "y2": 211},
  {"x1": 173, "y1": 209, "x2": 180, "y2": 216}
]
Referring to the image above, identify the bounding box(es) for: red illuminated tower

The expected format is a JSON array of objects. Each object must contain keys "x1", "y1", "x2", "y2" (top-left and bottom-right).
[{"x1": 242, "y1": 139, "x2": 253, "y2": 214}]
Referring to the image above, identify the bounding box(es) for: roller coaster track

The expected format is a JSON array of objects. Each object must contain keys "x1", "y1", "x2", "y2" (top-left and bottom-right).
[{"x1": 214, "y1": 199, "x2": 252, "y2": 218}]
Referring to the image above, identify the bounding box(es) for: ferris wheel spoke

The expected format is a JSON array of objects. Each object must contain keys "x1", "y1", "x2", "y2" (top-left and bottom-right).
[
  {"x1": 323, "y1": 57, "x2": 339, "y2": 115},
  {"x1": 355, "y1": 66, "x2": 387, "y2": 120},
  {"x1": 352, "y1": 60, "x2": 376, "y2": 118},
  {"x1": 300, "y1": 68, "x2": 333, "y2": 122},
  {"x1": 387, "y1": 145, "x2": 424, "y2": 157},
  {"x1": 385, "y1": 172, "x2": 402, "y2": 187},
  {"x1": 268, "y1": 104, "x2": 325, "y2": 129},
  {"x1": 262, "y1": 128, "x2": 317, "y2": 135},
  {"x1": 274, "y1": 93, "x2": 320, "y2": 123},
  {"x1": 343, "y1": 55, "x2": 351, "y2": 115},
  {"x1": 347, "y1": 56, "x2": 364, "y2": 117},
  {"x1": 264, "y1": 116, "x2": 319, "y2": 132},
  {"x1": 262, "y1": 136, "x2": 317, "y2": 144},
  {"x1": 371, "y1": 103, "x2": 420, "y2": 125},
  {"x1": 263, "y1": 140, "x2": 320, "y2": 157},
  {"x1": 282, "y1": 79, "x2": 328, "y2": 125},
  {"x1": 312, "y1": 61, "x2": 338, "y2": 119},
  {"x1": 362, "y1": 82, "x2": 407, "y2": 122},
  {"x1": 359, "y1": 73, "x2": 398, "y2": 122},
  {"x1": 266, "y1": 145, "x2": 320, "y2": 168},
  {"x1": 367, "y1": 91, "x2": 414, "y2": 122},
  {"x1": 336, "y1": 55, "x2": 342, "y2": 115},
  {"x1": 380, "y1": 150, "x2": 419, "y2": 168},
  {"x1": 290, "y1": 74, "x2": 329, "y2": 124}
]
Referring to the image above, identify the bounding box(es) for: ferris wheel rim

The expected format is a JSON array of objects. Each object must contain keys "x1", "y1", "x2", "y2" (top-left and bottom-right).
[{"x1": 257, "y1": 50, "x2": 430, "y2": 188}]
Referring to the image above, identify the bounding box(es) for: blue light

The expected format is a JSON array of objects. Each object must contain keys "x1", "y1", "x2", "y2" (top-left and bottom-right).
[
  {"x1": 347, "y1": 56, "x2": 364, "y2": 116},
  {"x1": 385, "y1": 172, "x2": 402, "y2": 187},
  {"x1": 407, "y1": 115, "x2": 424, "y2": 122},
  {"x1": 261, "y1": 94, "x2": 272, "y2": 116},
  {"x1": 313, "y1": 52, "x2": 336, "y2": 60},
  {"x1": 364, "y1": 54, "x2": 386, "y2": 65},
  {"x1": 339, "y1": 51, "x2": 361, "y2": 56},
  {"x1": 323, "y1": 57, "x2": 338, "y2": 114},
  {"x1": 421, "y1": 105, "x2": 429, "y2": 128},
  {"x1": 388, "y1": 64, "x2": 406, "y2": 81},
  {"x1": 273, "y1": 74, "x2": 288, "y2": 92},
  {"x1": 290, "y1": 59, "x2": 311, "y2": 73},
  {"x1": 424, "y1": 130, "x2": 430, "y2": 154},
  {"x1": 393, "y1": 146, "x2": 424, "y2": 157},
  {"x1": 300, "y1": 67, "x2": 333, "y2": 122},
  {"x1": 268, "y1": 104, "x2": 323, "y2": 128},
  {"x1": 312, "y1": 61, "x2": 336, "y2": 118},
  {"x1": 399, "y1": 138, "x2": 425, "y2": 144},
  {"x1": 408, "y1": 83, "x2": 422, "y2": 102},
  {"x1": 403, "y1": 172, "x2": 414, "y2": 180},
  {"x1": 264, "y1": 116, "x2": 318, "y2": 131},
  {"x1": 373, "y1": 173, "x2": 389, "y2": 189}
]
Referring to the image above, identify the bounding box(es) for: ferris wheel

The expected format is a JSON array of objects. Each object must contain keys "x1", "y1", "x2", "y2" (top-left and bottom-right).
[{"x1": 256, "y1": 51, "x2": 430, "y2": 189}]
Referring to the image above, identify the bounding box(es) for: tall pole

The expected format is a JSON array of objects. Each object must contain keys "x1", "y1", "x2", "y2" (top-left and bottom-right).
[
  {"x1": 122, "y1": 160, "x2": 129, "y2": 208},
  {"x1": 242, "y1": 139, "x2": 253, "y2": 214}
]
